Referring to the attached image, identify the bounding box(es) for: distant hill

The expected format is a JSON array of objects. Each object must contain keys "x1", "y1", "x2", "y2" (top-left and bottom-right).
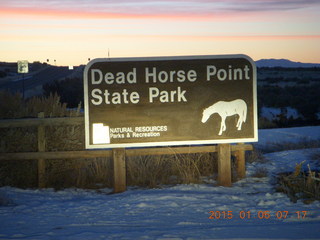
[
  {"x1": 0, "y1": 62, "x2": 81, "y2": 98},
  {"x1": 255, "y1": 59, "x2": 320, "y2": 68}
]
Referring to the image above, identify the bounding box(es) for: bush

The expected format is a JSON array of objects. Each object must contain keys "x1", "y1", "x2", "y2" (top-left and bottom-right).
[
  {"x1": 127, "y1": 155, "x2": 175, "y2": 188},
  {"x1": 45, "y1": 158, "x2": 113, "y2": 189},
  {"x1": 0, "y1": 91, "x2": 219, "y2": 189},
  {"x1": 43, "y1": 78, "x2": 83, "y2": 108},
  {"x1": 0, "y1": 91, "x2": 243, "y2": 190},
  {"x1": 252, "y1": 167, "x2": 268, "y2": 178},
  {"x1": 126, "y1": 153, "x2": 218, "y2": 188},
  {"x1": 246, "y1": 148, "x2": 266, "y2": 163},
  {"x1": 276, "y1": 162, "x2": 320, "y2": 203},
  {"x1": 0, "y1": 91, "x2": 82, "y2": 119},
  {"x1": 0, "y1": 91, "x2": 84, "y2": 188}
]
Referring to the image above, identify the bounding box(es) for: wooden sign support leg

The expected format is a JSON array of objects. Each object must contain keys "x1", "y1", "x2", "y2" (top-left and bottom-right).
[
  {"x1": 217, "y1": 144, "x2": 231, "y2": 187},
  {"x1": 235, "y1": 143, "x2": 246, "y2": 179},
  {"x1": 113, "y1": 148, "x2": 126, "y2": 193},
  {"x1": 37, "y1": 112, "x2": 46, "y2": 188}
]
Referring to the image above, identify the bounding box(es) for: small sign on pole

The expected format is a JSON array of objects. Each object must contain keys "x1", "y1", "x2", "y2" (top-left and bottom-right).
[
  {"x1": 83, "y1": 55, "x2": 258, "y2": 149},
  {"x1": 17, "y1": 60, "x2": 29, "y2": 74}
]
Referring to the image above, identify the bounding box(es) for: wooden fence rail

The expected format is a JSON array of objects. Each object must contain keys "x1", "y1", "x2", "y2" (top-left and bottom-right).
[
  {"x1": 0, "y1": 116, "x2": 84, "y2": 128},
  {"x1": 0, "y1": 114, "x2": 253, "y2": 192},
  {"x1": 0, "y1": 144, "x2": 253, "y2": 160}
]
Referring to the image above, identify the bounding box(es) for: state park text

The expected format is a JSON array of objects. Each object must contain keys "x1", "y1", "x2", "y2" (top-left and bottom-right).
[{"x1": 89, "y1": 64, "x2": 251, "y2": 105}]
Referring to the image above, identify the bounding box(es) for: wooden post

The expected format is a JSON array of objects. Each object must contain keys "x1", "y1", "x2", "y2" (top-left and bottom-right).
[
  {"x1": 217, "y1": 144, "x2": 232, "y2": 187},
  {"x1": 113, "y1": 148, "x2": 126, "y2": 193},
  {"x1": 234, "y1": 143, "x2": 246, "y2": 179},
  {"x1": 37, "y1": 112, "x2": 46, "y2": 188}
]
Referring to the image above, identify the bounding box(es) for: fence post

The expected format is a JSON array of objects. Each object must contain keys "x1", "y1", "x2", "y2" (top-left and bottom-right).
[
  {"x1": 217, "y1": 144, "x2": 232, "y2": 187},
  {"x1": 234, "y1": 143, "x2": 246, "y2": 179},
  {"x1": 37, "y1": 112, "x2": 46, "y2": 188},
  {"x1": 113, "y1": 148, "x2": 126, "y2": 193}
]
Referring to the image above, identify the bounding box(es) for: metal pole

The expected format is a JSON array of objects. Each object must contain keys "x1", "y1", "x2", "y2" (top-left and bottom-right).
[{"x1": 22, "y1": 73, "x2": 25, "y2": 100}]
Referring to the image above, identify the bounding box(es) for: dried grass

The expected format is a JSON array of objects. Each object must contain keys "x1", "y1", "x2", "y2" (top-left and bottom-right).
[
  {"x1": 0, "y1": 91, "x2": 82, "y2": 119},
  {"x1": 0, "y1": 160, "x2": 38, "y2": 188},
  {"x1": 245, "y1": 148, "x2": 267, "y2": 164},
  {"x1": 45, "y1": 158, "x2": 112, "y2": 189},
  {"x1": 0, "y1": 127, "x2": 37, "y2": 153},
  {"x1": 252, "y1": 167, "x2": 269, "y2": 178},
  {"x1": 126, "y1": 153, "x2": 217, "y2": 188},
  {"x1": 276, "y1": 162, "x2": 320, "y2": 203},
  {"x1": 173, "y1": 153, "x2": 215, "y2": 184},
  {"x1": 0, "y1": 91, "x2": 85, "y2": 188},
  {"x1": 0, "y1": 91, "x2": 220, "y2": 189},
  {"x1": 46, "y1": 125, "x2": 84, "y2": 151},
  {"x1": 172, "y1": 153, "x2": 201, "y2": 184},
  {"x1": 127, "y1": 155, "x2": 174, "y2": 188},
  {"x1": 0, "y1": 91, "x2": 26, "y2": 119}
]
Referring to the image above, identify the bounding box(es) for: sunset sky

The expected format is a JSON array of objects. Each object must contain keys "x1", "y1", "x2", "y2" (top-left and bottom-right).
[{"x1": 1, "y1": 0, "x2": 320, "y2": 66}]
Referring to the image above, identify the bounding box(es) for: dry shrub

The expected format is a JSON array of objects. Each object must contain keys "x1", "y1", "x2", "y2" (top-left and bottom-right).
[
  {"x1": 0, "y1": 91, "x2": 82, "y2": 119},
  {"x1": 46, "y1": 125, "x2": 84, "y2": 151},
  {"x1": 1, "y1": 91, "x2": 222, "y2": 189},
  {"x1": 276, "y1": 162, "x2": 320, "y2": 203},
  {"x1": 172, "y1": 153, "x2": 201, "y2": 184},
  {"x1": 46, "y1": 158, "x2": 112, "y2": 189},
  {"x1": 252, "y1": 167, "x2": 269, "y2": 178},
  {"x1": 0, "y1": 91, "x2": 84, "y2": 188},
  {"x1": 0, "y1": 91, "x2": 83, "y2": 153},
  {"x1": 0, "y1": 127, "x2": 37, "y2": 153},
  {"x1": 245, "y1": 147, "x2": 266, "y2": 164},
  {"x1": 126, "y1": 152, "x2": 217, "y2": 188},
  {"x1": 26, "y1": 93, "x2": 82, "y2": 118},
  {"x1": 172, "y1": 153, "x2": 217, "y2": 184},
  {"x1": 0, "y1": 160, "x2": 38, "y2": 188},
  {"x1": 198, "y1": 152, "x2": 218, "y2": 177},
  {"x1": 127, "y1": 155, "x2": 175, "y2": 188},
  {"x1": 0, "y1": 91, "x2": 26, "y2": 118}
]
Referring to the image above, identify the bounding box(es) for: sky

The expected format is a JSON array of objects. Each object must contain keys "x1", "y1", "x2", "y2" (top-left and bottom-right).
[{"x1": 0, "y1": 0, "x2": 320, "y2": 66}]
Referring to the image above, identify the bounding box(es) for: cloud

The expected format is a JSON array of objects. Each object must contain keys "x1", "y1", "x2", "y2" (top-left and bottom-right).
[
  {"x1": 1, "y1": 0, "x2": 320, "y2": 19},
  {"x1": 227, "y1": 0, "x2": 320, "y2": 12}
]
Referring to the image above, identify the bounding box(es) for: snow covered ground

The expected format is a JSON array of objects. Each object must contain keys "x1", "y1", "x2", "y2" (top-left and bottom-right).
[
  {"x1": 256, "y1": 126, "x2": 320, "y2": 149},
  {"x1": 1, "y1": 126, "x2": 320, "y2": 239}
]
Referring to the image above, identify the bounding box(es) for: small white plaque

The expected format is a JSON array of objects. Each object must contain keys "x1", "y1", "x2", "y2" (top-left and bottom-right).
[{"x1": 92, "y1": 123, "x2": 110, "y2": 144}]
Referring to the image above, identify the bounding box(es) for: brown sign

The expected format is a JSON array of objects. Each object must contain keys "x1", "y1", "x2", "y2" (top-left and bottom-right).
[{"x1": 84, "y1": 55, "x2": 258, "y2": 149}]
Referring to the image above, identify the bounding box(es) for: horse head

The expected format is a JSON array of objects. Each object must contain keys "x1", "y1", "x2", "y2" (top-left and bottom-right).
[{"x1": 201, "y1": 108, "x2": 210, "y2": 123}]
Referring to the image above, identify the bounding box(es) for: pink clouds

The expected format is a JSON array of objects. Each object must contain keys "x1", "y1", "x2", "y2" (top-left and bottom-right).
[
  {"x1": 1, "y1": 0, "x2": 320, "y2": 65},
  {"x1": 1, "y1": 0, "x2": 320, "y2": 20}
]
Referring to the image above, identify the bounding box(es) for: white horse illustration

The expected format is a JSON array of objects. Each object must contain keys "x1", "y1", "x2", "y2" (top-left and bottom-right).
[{"x1": 201, "y1": 99, "x2": 247, "y2": 135}]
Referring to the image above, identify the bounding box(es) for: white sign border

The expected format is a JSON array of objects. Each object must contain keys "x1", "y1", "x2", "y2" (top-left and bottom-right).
[{"x1": 84, "y1": 54, "x2": 258, "y2": 149}]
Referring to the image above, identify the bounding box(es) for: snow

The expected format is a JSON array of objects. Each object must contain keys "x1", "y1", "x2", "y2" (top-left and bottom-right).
[
  {"x1": 256, "y1": 126, "x2": 320, "y2": 148},
  {"x1": 1, "y1": 127, "x2": 320, "y2": 239}
]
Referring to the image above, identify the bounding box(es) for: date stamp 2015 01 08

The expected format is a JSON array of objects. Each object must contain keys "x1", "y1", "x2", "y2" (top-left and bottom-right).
[{"x1": 208, "y1": 210, "x2": 308, "y2": 220}]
